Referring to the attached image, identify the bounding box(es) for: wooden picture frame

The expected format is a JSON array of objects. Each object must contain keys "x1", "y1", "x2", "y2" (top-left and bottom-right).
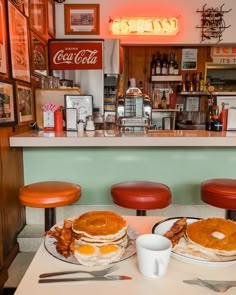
[
  {"x1": 31, "y1": 32, "x2": 48, "y2": 77},
  {"x1": 64, "y1": 4, "x2": 100, "y2": 35},
  {"x1": 47, "y1": 0, "x2": 55, "y2": 37},
  {"x1": 65, "y1": 94, "x2": 93, "y2": 123},
  {"x1": 15, "y1": 81, "x2": 34, "y2": 125},
  {"x1": 0, "y1": 80, "x2": 16, "y2": 126},
  {"x1": 9, "y1": 0, "x2": 29, "y2": 17},
  {"x1": 30, "y1": 0, "x2": 47, "y2": 39},
  {"x1": 0, "y1": 0, "x2": 9, "y2": 77},
  {"x1": 8, "y1": 1, "x2": 31, "y2": 82}
]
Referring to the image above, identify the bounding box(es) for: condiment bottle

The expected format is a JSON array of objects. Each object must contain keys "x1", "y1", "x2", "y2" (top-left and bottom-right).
[
  {"x1": 219, "y1": 103, "x2": 228, "y2": 131},
  {"x1": 54, "y1": 108, "x2": 63, "y2": 132}
]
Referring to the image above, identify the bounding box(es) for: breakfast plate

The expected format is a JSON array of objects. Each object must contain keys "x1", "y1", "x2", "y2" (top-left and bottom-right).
[
  {"x1": 152, "y1": 217, "x2": 236, "y2": 267},
  {"x1": 44, "y1": 224, "x2": 138, "y2": 265}
]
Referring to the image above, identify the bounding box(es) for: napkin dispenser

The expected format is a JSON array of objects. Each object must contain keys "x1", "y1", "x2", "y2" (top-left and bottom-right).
[
  {"x1": 227, "y1": 108, "x2": 236, "y2": 131},
  {"x1": 66, "y1": 108, "x2": 77, "y2": 131}
]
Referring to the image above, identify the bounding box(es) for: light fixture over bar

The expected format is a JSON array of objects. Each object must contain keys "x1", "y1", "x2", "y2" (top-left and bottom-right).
[{"x1": 109, "y1": 17, "x2": 179, "y2": 36}]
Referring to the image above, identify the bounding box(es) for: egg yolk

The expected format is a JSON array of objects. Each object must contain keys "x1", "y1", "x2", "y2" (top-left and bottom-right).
[
  {"x1": 77, "y1": 245, "x2": 96, "y2": 255},
  {"x1": 99, "y1": 244, "x2": 118, "y2": 254}
]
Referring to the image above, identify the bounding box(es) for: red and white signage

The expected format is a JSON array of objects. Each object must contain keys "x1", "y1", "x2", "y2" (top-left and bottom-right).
[
  {"x1": 211, "y1": 47, "x2": 236, "y2": 64},
  {"x1": 49, "y1": 41, "x2": 103, "y2": 70}
]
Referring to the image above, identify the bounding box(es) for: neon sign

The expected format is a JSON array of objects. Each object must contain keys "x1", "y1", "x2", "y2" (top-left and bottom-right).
[{"x1": 109, "y1": 17, "x2": 179, "y2": 36}]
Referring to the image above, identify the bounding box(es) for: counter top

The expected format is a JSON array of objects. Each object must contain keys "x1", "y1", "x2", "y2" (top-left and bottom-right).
[{"x1": 9, "y1": 129, "x2": 236, "y2": 147}]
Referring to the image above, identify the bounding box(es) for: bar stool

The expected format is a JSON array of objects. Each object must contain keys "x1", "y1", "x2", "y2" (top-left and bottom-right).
[
  {"x1": 19, "y1": 181, "x2": 81, "y2": 231},
  {"x1": 111, "y1": 181, "x2": 171, "y2": 216},
  {"x1": 201, "y1": 178, "x2": 236, "y2": 220}
]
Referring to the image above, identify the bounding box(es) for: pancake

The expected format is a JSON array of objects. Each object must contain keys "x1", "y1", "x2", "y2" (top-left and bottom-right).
[
  {"x1": 186, "y1": 217, "x2": 236, "y2": 256},
  {"x1": 72, "y1": 211, "x2": 127, "y2": 240}
]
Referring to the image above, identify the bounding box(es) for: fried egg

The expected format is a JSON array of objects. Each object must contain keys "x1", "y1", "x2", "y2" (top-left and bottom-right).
[{"x1": 74, "y1": 244, "x2": 125, "y2": 266}]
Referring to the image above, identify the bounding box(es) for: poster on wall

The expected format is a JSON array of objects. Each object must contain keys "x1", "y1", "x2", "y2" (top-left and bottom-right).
[
  {"x1": 0, "y1": 0, "x2": 8, "y2": 75},
  {"x1": 48, "y1": 40, "x2": 103, "y2": 71},
  {"x1": 0, "y1": 81, "x2": 15, "y2": 126},
  {"x1": 181, "y1": 49, "x2": 198, "y2": 70},
  {"x1": 8, "y1": 1, "x2": 31, "y2": 82}
]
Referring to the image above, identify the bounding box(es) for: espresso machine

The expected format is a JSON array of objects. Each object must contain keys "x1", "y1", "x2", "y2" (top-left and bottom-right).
[{"x1": 117, "y1": 87, "x2": 152, "y2": 131}]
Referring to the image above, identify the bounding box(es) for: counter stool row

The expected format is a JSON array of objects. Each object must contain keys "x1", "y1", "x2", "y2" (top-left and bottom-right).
[{"x1": 18, "y1": 178, "x2": 236, "y2": 231}]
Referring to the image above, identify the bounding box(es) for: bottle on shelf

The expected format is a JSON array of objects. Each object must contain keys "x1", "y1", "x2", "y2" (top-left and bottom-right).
[
  {"x1": 168, "y1": 53, "x2": 175, "y2": 75},
  {"x1": 184, "y1": 73, "x2": 191, "y2": 92},
  {"x1": 155, "y1": 52, "x2": 161, "y2": 75},
  {"x1": 194, "y1": 72, "x2": 200, "y2": 92},
  {"x1": 205, "y1": 105, "x2": 213, "y2": 131},
  {"x1": 150, "y1": 54, "x2": 156, "y2": 76},
  {"x1": 174, "y1": 54, "x2": 179, "y2": 75},
  {"x1": 199, "y1": 72, "x2": 205, "y2": 92},
  {"x1": 160, "y1": 90, "x2": 167, "y2": 109},
  {"x1": 161, "y1": 54, "x2": 168, "y2": 75}
]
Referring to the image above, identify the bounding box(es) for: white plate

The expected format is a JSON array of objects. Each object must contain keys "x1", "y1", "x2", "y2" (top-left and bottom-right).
[
  {"x1": 44, "y1": 223, "x2": 138, "y2": 265},
  {"x1": 152, "y1": 217, "x2": 236, "y2": 267}
]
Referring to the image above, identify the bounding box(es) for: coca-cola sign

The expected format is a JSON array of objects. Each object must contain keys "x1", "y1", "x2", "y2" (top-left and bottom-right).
[{"x1": 49, "y1": 41, "x2": 103, "y2": 70}]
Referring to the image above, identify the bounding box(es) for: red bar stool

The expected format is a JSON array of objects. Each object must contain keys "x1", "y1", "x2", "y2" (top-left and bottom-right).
[
  {"x1": 111, "y1": 181, "x2": 171, "y2": 216},
  {"x1": 201, "y1": 178, "x2": 236, "y2": 220},
  {"x1": 19, "y1": 181, "x2": 81, "y2": 231}
]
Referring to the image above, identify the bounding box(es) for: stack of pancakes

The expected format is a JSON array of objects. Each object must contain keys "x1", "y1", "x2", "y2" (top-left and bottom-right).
[{"x1": 72, "y1": 211, "x2": 128, "y2": 247}]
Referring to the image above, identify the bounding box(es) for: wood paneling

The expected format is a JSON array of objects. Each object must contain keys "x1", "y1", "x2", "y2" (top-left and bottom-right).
[{"x1": 0, "y1": 126, "x2": 29, "y2": 288}]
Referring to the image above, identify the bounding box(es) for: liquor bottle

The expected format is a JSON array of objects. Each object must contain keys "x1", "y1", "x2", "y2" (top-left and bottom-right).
[
  {"x1": 174, "y1": 54, "x2": 179, "y2": 75},
  {"x1": 185, "y1": 73, "x2": 191, "y2": 92},
  {"x1": 168, "y1": 53, "x2": 175, "y2": 75},
  {"x1": 160, "y1": 90, "x2": 167, "y2": 109},
  {"x1": 199, "y1": 72, "x2": 205, "y2": 92},
  {"x1": 150, "y1": 54, "x2": 156, "y2": 76},
  {"x1": 205, "y1": 105, "x2": 213, "y2": 131},
  {"x1": 155, "y1": 52, "x2": 161, "y2": 75},
  {"x1": 194, "y1": 72, "x2": 200, "y2": 92},
  {"x1": 161, "y1": 54, "x2": 168, "y2": 75}
]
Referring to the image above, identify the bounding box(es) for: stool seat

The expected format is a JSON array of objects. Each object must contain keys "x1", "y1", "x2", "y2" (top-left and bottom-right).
[
  {"x1": 111, "y1": 181, "x2": 171, "y2": 216},
  {"x1": 201, "y1": 178, "x2": 236, "y2": 220},
  {"x1": 19, "y1": 181, "x2": 81, "y2": 230}
]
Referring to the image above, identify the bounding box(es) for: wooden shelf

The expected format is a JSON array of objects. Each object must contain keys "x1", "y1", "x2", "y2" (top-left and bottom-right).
[{"x1": 151, "y1": 75, "x2": 182, "y2": 82}]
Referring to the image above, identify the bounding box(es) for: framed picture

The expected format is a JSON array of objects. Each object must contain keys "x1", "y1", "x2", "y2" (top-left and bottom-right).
[
  {"x1": 15, "y1": 82, "x2": 34, "y2": 124},
  {"x1": 9, "y1": 0, "x2": 29, "y2": 17},
  {"x1": 31, "y1": 32, "x2": 48, "y2": 76},
  {"x1": 47, "y1": 0, "x2": 55, "y2": 37},
  {"x1": 8, "y1": 1, "x2": 31, "y2": 82},
  {"x1": 65, "y1": 95, "x2": 93, "y2": 123},
  {"x1": 185, "y1": 96, "x2": 200, "y2": 112},
  {"x1": 0, "y1": 0, "x2": 9, "y2": 76},
  {"x1": 64, "y1": 4, "x2": 100, "y2": 35},
  {"x1": 30, "y1": 0, "x2": 47, "y2": 39},
  {"x1": 0, "y1": 80, "x2": 15, "y2": 126}
]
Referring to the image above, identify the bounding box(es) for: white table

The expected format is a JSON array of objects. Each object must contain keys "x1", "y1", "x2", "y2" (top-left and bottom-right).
[{"x1": 15, "y1": 216, "x2": 236, "y2": 295}]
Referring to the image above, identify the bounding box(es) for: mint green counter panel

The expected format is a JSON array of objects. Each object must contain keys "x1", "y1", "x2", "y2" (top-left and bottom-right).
[{"x1": 23, "y1": 147, "x2": 236, "y2": 205}]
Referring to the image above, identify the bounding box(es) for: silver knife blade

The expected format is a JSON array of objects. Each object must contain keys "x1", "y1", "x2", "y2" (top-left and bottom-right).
[
  {"x1": 39, "y1": 275, "x2": 132, "y2": 283},
  {"x1": 183, "y1": 280, "x2": 202, "y2": 286}
]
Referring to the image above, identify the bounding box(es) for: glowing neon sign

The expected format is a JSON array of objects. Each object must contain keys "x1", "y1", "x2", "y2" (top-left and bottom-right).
[{"x1": 109, "y1": 17, "x2": 179, "y2": 35}]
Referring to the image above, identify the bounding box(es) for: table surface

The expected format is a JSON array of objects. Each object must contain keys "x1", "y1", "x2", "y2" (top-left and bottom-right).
[{"x1": 14, "y1": 216, "x2": 236, "y2": 295}]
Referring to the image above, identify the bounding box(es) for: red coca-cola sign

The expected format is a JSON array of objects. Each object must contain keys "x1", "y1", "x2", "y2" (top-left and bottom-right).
[{"x1": 49, "y1": 41, "x2": 103, "y2": 70}]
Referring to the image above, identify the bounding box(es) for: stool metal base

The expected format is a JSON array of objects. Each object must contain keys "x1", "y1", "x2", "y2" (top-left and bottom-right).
[
  {"x1": 136, "y1": 210, "x2": 146, "y2": 216},
  {"x1": 45, "y1": 208, "x2": 56, "y2": 231},
  {"x1": 226, "y1": 210, "x2": 236, "y2": 221}
]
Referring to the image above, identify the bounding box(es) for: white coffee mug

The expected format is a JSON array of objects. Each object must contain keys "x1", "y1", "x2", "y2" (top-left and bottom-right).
[{"x1": 136, "y1": 234, "x2": 172, "y2": 278}]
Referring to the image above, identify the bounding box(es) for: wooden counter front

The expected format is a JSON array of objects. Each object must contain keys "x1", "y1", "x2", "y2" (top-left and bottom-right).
[{"x1": 9, "y1": 130, "x2": 236, "y2": 147}]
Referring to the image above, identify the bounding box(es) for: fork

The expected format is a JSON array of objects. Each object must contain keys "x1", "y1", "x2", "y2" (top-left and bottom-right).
[
  {"x1": 197, "y1": 278, "x2": 236, "y2": 293},
  {"x1": 39, "y1": 265, "x2": 119, "y2": 278}
]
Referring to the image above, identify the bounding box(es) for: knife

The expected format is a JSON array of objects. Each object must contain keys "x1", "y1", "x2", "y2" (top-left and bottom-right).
[
  {"x1": 39, "y1": 275, "x2": 132, "y2": 283},
  {"x1": 183, "y1": 279, "x2": 236, "y2": 286}
]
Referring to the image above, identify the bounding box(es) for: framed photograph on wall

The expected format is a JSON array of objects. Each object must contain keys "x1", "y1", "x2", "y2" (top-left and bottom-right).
[
  {"x1": 47, "y1": 0, "x2": 55, "y2": 37},
  {"x1": 0, "y1": 80, "x2": 15, "y2": 126},
  {"x1": 64, "y1": 4, "x2": 100, "y2": 35},
  {"x1": 31, "y1": 32, "x2": 48, "y2": 76},
  {"x1": 8, "y1": 1, "x2": 31, "y2": 82},
  {"x1": 30, "y1": 0, "x2": 47, "y2": 39},
  {"x1": 15, "y1": 82, "x2": 34, "y2": 125},
  {"x1": 65, "y1": 94, "x2": 93, "y2": 123},
  {"x1": 185, "y1": 96, "x2": 200, "y2": 112},
  {"x1": 0, "y1": 0, "x2": 9, "y2": 76}
]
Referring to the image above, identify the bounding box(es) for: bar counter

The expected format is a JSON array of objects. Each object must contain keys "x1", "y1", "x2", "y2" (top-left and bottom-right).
[
  {"x1": 9, "y1": 129, "x2": 236, "y2": 206},
  {"x1": 9, "y1": 129, "x2": 236, "y2": 147}
]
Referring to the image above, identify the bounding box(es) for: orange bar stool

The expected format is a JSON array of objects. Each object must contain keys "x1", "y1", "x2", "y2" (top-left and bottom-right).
[
  {"x1": 201, "y1": 178, "x2": 236, "y2": 220},
  {"x1": 19, "y1": 181, "x2": 81, "y2": 231},
  {"x1": 111, "y1": 181, "x2": 171, "y2": 216}
]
